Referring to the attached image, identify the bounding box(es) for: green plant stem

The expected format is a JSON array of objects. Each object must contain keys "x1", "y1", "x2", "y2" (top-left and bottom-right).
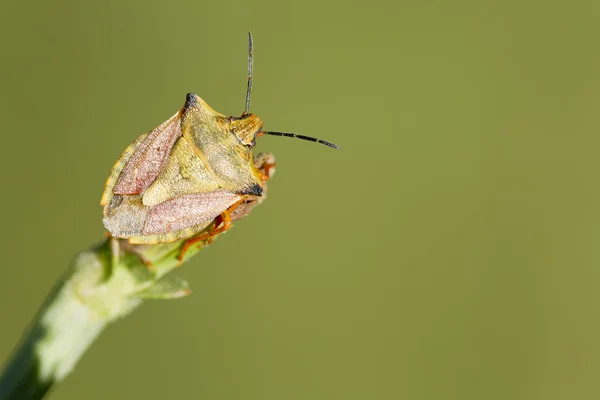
[{"x1": 0, "y1": 234, "x2": 211, "y2": 400}]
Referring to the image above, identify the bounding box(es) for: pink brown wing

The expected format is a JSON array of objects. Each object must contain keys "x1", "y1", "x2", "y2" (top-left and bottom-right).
[
  {"x1": 142, "y1": 189, "x2": 242, "y2": 235},
  {"x1": 113, "y1": 112, "x2": 182, "y2": 195}
]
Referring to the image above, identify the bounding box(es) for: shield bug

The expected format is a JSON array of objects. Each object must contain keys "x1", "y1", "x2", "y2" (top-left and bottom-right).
[{"x1": 100, "y1": 33, "x2": 339, "y2": 260}]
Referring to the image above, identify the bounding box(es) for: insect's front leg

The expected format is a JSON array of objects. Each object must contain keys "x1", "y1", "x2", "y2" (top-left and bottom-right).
[
  {"x1": 254, "y1": 152, "x2": 276, "y2": 182},
  {"x1": 177, "y1": 198, "x2": 246, "y2": 261}
]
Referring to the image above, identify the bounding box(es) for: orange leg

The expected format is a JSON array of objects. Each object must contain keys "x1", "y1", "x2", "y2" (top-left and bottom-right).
[
  {"x1": 260, "y1": 162, "x2": 276, "y2": 182},
  {"x1": 177, "y1": 198, "x2": 245, "y2": 261}
]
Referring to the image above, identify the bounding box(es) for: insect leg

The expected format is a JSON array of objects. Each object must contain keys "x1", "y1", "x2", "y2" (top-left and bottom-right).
[
  {"x1": 259, "y1": 161, "x2": 276, "y2": 182},
  {"x1": 177, "y1": 197, "x2": 247, "y2": 261}
]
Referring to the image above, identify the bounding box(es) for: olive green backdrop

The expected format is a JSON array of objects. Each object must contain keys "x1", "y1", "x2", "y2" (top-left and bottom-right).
[{"x1": 1, "y1": 0, "x2": 600, "y2": 399}]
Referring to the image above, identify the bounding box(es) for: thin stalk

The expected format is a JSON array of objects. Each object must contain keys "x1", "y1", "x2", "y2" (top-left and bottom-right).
[{"x1": 0, "y1": 236, "x2": 200, "y2": 400}]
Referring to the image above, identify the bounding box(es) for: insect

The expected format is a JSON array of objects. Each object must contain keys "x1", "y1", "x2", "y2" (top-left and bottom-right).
[{"x1": 100, "y1": 33, "x2": 339, "y2": 260}]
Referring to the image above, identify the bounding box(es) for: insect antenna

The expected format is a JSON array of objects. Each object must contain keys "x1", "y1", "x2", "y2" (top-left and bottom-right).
[
  {"x1": 244, "y1": 31, "x2": 254, "y2": 115},
  {"x1": 261, "y1": 131, "x2": 341, "y2": 149}
]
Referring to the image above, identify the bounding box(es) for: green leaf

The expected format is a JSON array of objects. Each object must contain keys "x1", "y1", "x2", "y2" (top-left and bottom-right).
[{"x1": 131, "y1": 276, "x2": 191, "y2": 300}]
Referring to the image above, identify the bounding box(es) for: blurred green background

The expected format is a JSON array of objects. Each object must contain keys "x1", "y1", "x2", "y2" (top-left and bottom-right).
[{"x1": 1, "y1": 0, "x2": 600, "y2": 399}]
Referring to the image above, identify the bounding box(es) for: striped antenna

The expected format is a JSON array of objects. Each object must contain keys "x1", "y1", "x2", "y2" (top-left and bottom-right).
[
  {"x1": 261, "y1": 131, "x2": 340, "y2": 149},
  {"x1": 244, "y1": 32, "x2": 253, "y2": 114}
]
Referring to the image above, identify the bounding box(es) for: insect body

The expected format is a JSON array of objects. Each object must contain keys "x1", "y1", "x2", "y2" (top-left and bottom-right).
[{"x1": 100, "y1": 33, "x2": 338, "y2": 258}]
